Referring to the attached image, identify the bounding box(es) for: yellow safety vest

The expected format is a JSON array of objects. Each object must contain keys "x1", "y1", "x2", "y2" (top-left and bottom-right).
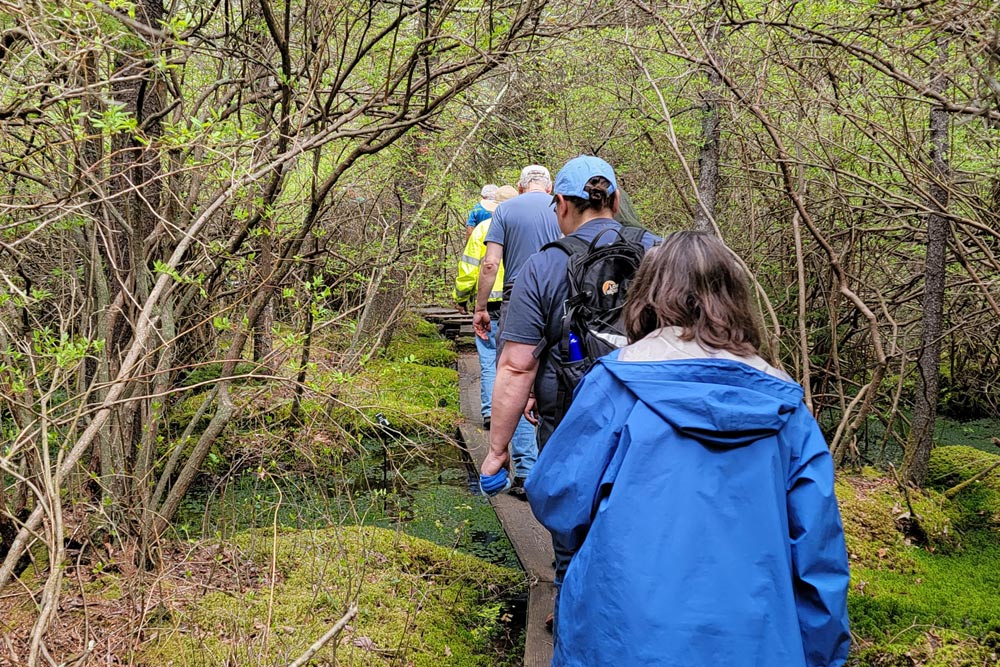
[{"x1": 454, "y1": 218, "x2": 504, "y2": 307}]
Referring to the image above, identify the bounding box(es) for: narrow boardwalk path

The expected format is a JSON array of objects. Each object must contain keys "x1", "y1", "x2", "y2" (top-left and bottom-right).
[
  {"x1": 457, "y1": 354, "x2": 555, "y2": 667},
  {"x1": 420, "y1": 305, "x2": 555, "y2": 667}
]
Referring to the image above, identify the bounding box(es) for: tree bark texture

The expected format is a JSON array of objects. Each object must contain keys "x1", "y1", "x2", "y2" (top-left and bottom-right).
[
  {"x1": 903, "y1": 40, "x2": 951, "y2": 486},
  {"x1": 694, "y1": 8, "x2": 722, "y2": 232}
]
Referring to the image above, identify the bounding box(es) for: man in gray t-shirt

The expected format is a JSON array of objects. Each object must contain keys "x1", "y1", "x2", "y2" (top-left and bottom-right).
[
  {"x1": 473, "y1": 165, "x2": 560, "y2": 344},
  {"x1": 485, "y1": 190, "x2": 560, "y2": 284}
]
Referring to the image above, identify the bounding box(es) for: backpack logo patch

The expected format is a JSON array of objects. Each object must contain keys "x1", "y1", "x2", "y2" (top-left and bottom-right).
[{"x1": 602, "y1": 280, "x2": 619, "y2": 296}]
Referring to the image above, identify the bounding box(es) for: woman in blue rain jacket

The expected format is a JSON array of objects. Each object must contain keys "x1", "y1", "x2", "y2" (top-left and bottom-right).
[{"x1": 526, "y1": 231, "x2": 850, "y2": 667}]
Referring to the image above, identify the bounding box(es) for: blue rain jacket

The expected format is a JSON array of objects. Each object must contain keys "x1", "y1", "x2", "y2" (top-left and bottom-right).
[{"x1": 526, "y1": 356, "x2": 850, "y2": 667}]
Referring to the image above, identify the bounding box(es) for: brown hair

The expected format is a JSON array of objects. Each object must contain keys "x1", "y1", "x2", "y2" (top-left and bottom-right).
[
  {"x1": 561, "y1": 176, "x2": 618, "y2": 214},
  {"x1": 623, "y1": 231, "x2": 762, "y2": 356}
]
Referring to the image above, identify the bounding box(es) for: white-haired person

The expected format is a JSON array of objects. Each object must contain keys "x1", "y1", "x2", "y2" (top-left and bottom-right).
[{"x1": 466, "y1": 184, "x2": 499, "y2": 240}]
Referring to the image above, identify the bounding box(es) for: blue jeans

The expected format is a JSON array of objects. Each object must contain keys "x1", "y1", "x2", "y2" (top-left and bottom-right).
[
  {"x1": 477, "y1": 313, "x2": 538, "y2": 478},
  {"x1": 475, "y1": 319, "x2": 497, "y2": 419}
]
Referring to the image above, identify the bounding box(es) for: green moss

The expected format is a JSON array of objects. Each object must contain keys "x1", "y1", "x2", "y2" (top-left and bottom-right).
[
  {"x1": 384, "y1": 316, "x2": 458, "y2": 368},
  {"x1": 837, "y1": 472, "x2": 957, "y2": 565},
  {"x1": 837, "y1": 476, "x2": 917, "y2": 572},
  {"x1": 849, "y1": 534, "x2": 1000, "y2": 664},
  {"x1": 850, "y1": 538, "x2": 1000, "y2": 636},
  {"x1": 402, "y1": 313, "x2": 444, "y2": 339},
  {"x1": 333, "y1": 360, "x2": 461, "y2": 435},
  {"x1": 302, "y1": 316, "x2": 462, "y2": 437},
  {"x1": 386, "y1": 339, "x2": 459, "y2": 367},
  {"x1": 142, "y1": 526, "x2": 525, "y2": 667},
  {"x1": 928, "y1": 446, "x2": 1000, "y2": 490},
  {"x1": 166, "y1": 392, "x2": 213, "y2": 431},
  {"x1": 927, "y1": 446, "x2": 1000, "y2": 532},
  {"x1": 840, "y1": 465, "x2": 1000, "y2": 664},
  {"x1": 854, "y1": 628, "x2": 1000, "y2": 667},
  {"x1": 83, "y1": 574, "x2": 123, "y2": 600}
]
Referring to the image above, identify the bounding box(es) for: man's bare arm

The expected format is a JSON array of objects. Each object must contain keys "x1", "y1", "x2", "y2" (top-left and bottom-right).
[{"x1": 480, "y1": 341, "x2": 538, "y2": 476}]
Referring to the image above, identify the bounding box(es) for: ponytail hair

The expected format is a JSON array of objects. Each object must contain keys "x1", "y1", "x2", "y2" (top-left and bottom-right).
[{"x1": 562, "y1": 176, "x2": 618, "y2": 214}]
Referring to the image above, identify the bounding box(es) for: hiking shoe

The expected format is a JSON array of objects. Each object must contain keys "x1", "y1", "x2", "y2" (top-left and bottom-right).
[
  {"x1": 482, "y1": 417, "x2": 491, "y2": 430},
  {"x1": 508, "y1": 477, "x2": 528, "y2": 501}
]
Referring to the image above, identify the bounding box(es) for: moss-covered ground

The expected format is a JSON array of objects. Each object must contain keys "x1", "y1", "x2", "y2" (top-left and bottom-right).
[
  {"x1": 326, "y1": 313, "x2": 461, "y2": 435},
  {"x1": 845, "y1": 445, "x2": 1000, "y2": 666},
  {"x1": 165, "y1": 316, "x2": 524, "y2": 666},
  {"x1": 0, "y1": 315, "x2": 527, "y2": 667},
  {"x1": 150, "y1": 315, "x2": 527, "y2": 666},
  {"x1": 142, "y1": 526, "x2": 525, "y2": 666}
]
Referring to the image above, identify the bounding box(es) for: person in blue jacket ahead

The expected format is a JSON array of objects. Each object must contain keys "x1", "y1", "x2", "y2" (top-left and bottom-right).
[{"x1": 525, "y1": 231, "x2": 850, "y2": 667}]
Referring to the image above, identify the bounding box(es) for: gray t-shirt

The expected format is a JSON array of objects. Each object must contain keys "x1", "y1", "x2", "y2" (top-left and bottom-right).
[{"x1": 484, "y1": 191, "x2": 560, "y2": 285}]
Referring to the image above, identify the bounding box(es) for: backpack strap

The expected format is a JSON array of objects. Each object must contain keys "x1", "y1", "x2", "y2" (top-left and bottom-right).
[
  {"x1": 621, "y1": 225, "x2": 648, "y2": 246},
  {"x1": 540, "y1": 234, "x2": 589, "y2": 256},
  {"x1": 535, "y1": 236, "x2": 588, "y2": 366}
]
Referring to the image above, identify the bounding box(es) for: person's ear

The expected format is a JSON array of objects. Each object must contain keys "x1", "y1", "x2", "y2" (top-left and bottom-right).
[
  {"x1": 554, "y1": 194, "x2": 567, "y2": 216},
  {"x1": 611, "y1": 190, "x2": 621, "y2": 215}
]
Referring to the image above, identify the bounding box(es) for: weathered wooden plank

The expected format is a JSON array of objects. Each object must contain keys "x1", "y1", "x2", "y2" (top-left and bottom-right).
[
  {"x1": 414, "y1": 306, "x2": 468, "y2": 320},
  {"x1": 431, "y1": 314, "x2": 472, "y2": 324},
  {"x1": 525, "y1": 582, "x2": 556, "y2": 667},
  {"x1": 414, "y1": 304, "x2": 459, "y2": 314}
]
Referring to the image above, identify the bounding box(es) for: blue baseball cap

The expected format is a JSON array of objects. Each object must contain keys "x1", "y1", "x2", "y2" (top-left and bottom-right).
[{"x1": 553, "y1": 155, "x2": 618, "y2": 199}]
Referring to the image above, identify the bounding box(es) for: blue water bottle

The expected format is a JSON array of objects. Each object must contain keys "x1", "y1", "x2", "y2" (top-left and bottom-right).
[{"x1": 567, "y1": 331, "x2": 584, "y2": 362}]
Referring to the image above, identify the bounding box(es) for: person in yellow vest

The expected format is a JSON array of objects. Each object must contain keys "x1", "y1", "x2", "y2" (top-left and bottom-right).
[{"x1": 455, "y1": 185, "x2": 538, "y2": 487}]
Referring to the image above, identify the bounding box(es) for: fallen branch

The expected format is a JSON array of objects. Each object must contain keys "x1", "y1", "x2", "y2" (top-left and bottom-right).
[
  {"x1": 286, "y1": 603, "x2": 359, "y2": 667},
  {"x1": 944, "y1": 460, "x2": 1000, "y2": 499}
]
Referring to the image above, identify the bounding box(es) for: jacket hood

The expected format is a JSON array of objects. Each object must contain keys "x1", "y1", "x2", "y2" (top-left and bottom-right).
[{"x1": 599, "y1": 358, "x2": 804, "y2": 449}]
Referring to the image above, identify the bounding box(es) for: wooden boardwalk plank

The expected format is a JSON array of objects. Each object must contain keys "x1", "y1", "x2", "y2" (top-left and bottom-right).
[
  {"x1": 525, "y1": 583, "x2": 556, "y2": 667},
  {"x1": 456, "y1": 353, "x2": 554, "y2": 667}
]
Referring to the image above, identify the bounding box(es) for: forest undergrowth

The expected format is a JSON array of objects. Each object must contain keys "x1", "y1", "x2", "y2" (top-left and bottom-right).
[
  {"x1": 2, "y1": 315, "x2": 1000, "y2": 666},
  {"x1": 0, "y1": 316, "x2": 526, "y2": 667}
]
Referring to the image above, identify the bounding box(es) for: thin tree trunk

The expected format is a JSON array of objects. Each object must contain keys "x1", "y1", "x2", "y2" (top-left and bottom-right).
[
  {"x1": 903, "y1": 40, "x2": 951, "y2": 486},
  {"x1": 291, "y1": 249, "x2": 318, "y2": 423},
  {"x1": 694, "y1": 2, "x2": 722, "y2": 232}
]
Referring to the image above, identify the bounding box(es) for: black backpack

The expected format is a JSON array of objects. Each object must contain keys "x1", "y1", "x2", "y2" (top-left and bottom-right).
[{"x1": 541, "y1": 225, "x2": 649, "y2": 424}]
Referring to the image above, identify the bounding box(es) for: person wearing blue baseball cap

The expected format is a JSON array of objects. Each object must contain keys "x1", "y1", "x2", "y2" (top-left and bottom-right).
[
  {"x1": 477, "y1": 155, "x2": 660, "y2": 631},
  {"x1": 551, "y1": 154, "x2": 619, "y2": 200}
]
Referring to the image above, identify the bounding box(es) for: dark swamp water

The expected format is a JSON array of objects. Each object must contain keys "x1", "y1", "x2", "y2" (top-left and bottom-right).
[{"x1": 177, "y1": 431, "x2": 519, "y2": 568}]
